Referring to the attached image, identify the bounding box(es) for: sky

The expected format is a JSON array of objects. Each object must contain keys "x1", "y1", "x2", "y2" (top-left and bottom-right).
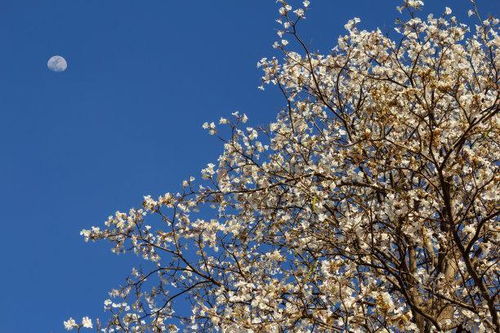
[{"x1": 0, "y1": 1, "x2": 497, "y2": 332}]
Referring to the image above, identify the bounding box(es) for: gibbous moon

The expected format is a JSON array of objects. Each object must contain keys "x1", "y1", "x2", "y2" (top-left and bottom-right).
[{"x1": 47, "y1": 55, "x2": 68, "y2": 72}]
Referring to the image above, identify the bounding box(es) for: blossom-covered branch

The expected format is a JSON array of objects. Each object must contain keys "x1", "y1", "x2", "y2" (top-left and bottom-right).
[{"x1": 68, "y1": 1, "x2": 499, "y2": 331}]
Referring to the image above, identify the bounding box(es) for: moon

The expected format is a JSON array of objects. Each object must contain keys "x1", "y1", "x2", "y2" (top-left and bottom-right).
[{"x1": 47, "y1": 55, "x2": 68, "y2": 72}]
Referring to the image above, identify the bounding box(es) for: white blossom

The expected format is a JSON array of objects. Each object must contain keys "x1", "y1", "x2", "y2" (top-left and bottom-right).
[
  {"x1": 82, "y1": 316, "x2": 93, "y2": 329},
  {"x1": 63, "y1": 318, "x2": 78, "y2": 331}
]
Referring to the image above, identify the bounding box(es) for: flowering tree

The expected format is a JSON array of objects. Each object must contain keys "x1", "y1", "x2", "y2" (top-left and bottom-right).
[{"x1": 67, "y1": 0, "x2": 499, "y2": 332}]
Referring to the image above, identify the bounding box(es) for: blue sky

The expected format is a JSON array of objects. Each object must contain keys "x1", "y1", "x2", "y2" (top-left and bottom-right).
[{"x1": 0, "y1": 1, "x2": 497, "y2": 332}]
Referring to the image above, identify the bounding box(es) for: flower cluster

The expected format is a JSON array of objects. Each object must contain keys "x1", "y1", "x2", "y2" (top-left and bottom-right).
[{"x1": 63, "y1": 317, "x2": 93, "y2": 330}]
